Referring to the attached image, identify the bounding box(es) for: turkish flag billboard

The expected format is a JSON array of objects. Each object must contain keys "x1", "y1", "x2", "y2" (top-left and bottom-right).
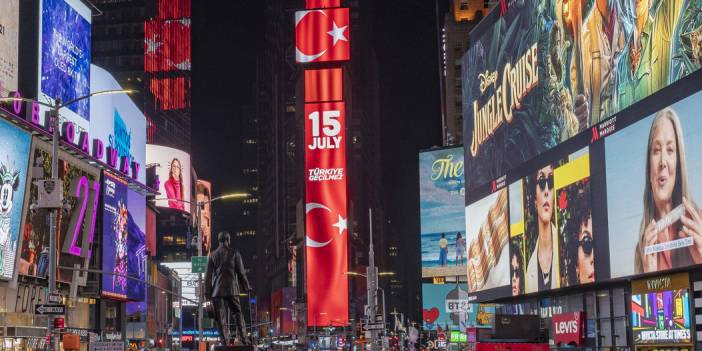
[
  {"x1": 295, "y1": 8, "x2": 350, "y2": 63},
  {"x1": 305, "y1": 101, "x2": 348, "y2": 326},
  {"x1": 304, "y1": 68, "x2": 343, "y2": 103}
]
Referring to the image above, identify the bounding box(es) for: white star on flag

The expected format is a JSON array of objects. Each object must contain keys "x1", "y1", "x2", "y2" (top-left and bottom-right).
[
  {"x1": 327, "y1": 21, "x2": 348, "y2": 47},
  {"x1": 145, "y1": 36, "x2": 162, "y2": 54},
  {"x1": 332, "y1": 215, "x2": 347, "y2": 236}
]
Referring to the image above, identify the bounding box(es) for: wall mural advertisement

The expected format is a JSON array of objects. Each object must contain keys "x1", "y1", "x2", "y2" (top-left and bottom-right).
[
  {"x1": 0, "y1": 0, "x2": 19, "y2": 97},
  {"x1": 19, "y1": 139, "x2": 99, "y2": 283},
  {"x1": 90, "y1": 65, "x2": 147, "y2": 184},
  {"x1": 461, "y1": 0, "x2": 702, "y2": 191},
  {"x1": 146, "y1": 144, "x2": 191, "y2": 213},
  {"x1": 38, "y1": 0, "x2": 92, "y2": 133},
  {"x1": 419, "y1": 147, "x2": 466, "y2": 278},
  {"x1": 607, "y1": 90, "x2": 702, "y2": 279},
  {"x1": 0, "y1": 117, "x2": 31, "y2": 281},
  {"x1": 101, "y1": 172, "x2": 146, "y2": 301}
]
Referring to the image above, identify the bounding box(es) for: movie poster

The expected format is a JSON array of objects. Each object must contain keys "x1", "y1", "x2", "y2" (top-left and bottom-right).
[
  {"x1": 0, "y1": 117, "x2": 31, "y2": 281},
  {"x1": 509, "y1": 149, "x2": 594, "y2": 296},
  {"x1": 606, "y1": 90, "x2": 702, "y2": 279},
  {"x1": 19, "y1": 140, "x2": 99, "y2": 282},
  {"x1": 462, "y1": 0, "x2": 702, "y2": 191},
  {"x1": 419, "y1": 147, "x2": 466, "y2": 278},
  {"x1": 101, "y1": 172, "x2": 146, "y2": 301}
]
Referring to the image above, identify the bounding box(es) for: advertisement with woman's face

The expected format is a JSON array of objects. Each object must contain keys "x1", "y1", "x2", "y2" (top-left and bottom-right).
[
  {"x1": 607, "y1": 90, "x2": 702, "y2": 278},
  {"x1": 145, "y1": 144, "x2": 191, "y2": 214}
]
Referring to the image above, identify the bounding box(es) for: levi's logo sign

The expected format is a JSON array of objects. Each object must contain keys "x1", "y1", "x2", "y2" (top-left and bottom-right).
[{"x1": 555, "y1": 320, "x2": 579, "y2": 335}]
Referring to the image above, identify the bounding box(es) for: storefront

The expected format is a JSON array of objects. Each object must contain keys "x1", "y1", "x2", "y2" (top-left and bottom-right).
[{"x1": 0, "y1": 283, "x2": 49, "y2": 351}]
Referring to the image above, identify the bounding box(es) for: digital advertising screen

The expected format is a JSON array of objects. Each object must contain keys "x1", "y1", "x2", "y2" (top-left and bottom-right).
[
  {"x1": 195, "y1": 180, "x2": 211, "y2": 254},
  {"x1": 606, "y1": 90, "x2": 702, "y2": 279},
  {"x1": 461, "y1": 0, "x2": 702, "y2": 192},
  {"x1": 146, "y1": 144, "x2": 191, "y2": 213},
  {"x1": 0, "y1": 117, "x2": 32, "y2": 281},
  {"x1": 419, "y1": 147, "x2": 466, "y2": 279},
  {"x1": 0, "y1": 0, "x2": 19, "y2": 97},
  {"x1": 19, "y1": 139, "x2": 99, "y2": 282},
  {"x1": 90, "y1": 65, "x2": 147, "y2": 184},
  {"x1": 38, "y1": 0, "x2": 92, "y2": 133},
  {"x1": 101, "y1": 172, "x2": 146, "y2": 301},
  {"x1": 422, "y1": 283, "x2": 470, "y2": 331},
  {"x1": 631, "y1": 289, "x2": 691, "y2": 345}
]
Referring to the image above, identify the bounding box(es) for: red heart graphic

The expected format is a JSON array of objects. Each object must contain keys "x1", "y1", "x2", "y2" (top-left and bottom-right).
[{"x1": 423, "y1": 307, "x2": 439, "y2": 324}]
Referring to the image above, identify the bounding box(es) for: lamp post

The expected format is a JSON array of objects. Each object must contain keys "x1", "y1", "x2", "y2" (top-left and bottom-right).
[
  {"x1": 152, "y1": 192, "x2": 249, "y2": 347},
  {"x1": 1, "y1": 90, "x2": 135, "y2": 351}
]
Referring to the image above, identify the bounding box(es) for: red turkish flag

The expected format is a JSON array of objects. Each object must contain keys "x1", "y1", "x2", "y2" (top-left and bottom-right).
[
  {"x1": 306, "y1": 0, "x2": 341, "y2": 9},
  {"x1": 295, "y1": 8, "x2": 350, "y2": 63},
  {"x1": 305, "y1": 101, "x2": 348, "y2": 327},
  {"x1": 304, "y1": 68, "x2": 343, "y2": 102}
]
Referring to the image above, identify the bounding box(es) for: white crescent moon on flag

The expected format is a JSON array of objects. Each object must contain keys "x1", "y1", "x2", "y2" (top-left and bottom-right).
[
  {"x1": 306, "y1": 202, "x2": 333, "y2": 248},
  {"x1": 295, "y1": 10, "x2": 329, "y2": 63}
]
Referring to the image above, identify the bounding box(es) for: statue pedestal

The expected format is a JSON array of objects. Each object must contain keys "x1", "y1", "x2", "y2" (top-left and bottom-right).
[{"x1": 214, "y1": 346, "x2": 255, "y2": 351}]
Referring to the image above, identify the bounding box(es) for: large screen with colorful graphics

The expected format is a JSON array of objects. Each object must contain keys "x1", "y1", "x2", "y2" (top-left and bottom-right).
[
  {"x1": 461, "y1": 0, "x2": 702, "y2": 303},
  {"x1": 461, "y1": 0, "x2": 702, "y2": 192},
  {"x1": 419, "y1": 147, "x2": 466, "y2": 279}
]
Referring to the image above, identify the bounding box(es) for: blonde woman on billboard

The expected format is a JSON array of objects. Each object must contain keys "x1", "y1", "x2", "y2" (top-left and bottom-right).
[
  {"x1": 635, "y1": 109, "x2": 702, "y2": 273},
  {"x1": 165, "y1": 158, "x2": 185, "y2": 211},
  {"x1": 526, "y1": 165, "x2": 559, "y2": 293}
]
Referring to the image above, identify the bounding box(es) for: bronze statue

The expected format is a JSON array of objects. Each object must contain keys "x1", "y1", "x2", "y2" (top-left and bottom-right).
[{"x1": 205, "y1": 231, "x2": 252, "y2": 346}]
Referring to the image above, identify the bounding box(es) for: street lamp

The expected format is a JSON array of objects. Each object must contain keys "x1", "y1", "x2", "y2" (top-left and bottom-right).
[
  {"x1": 1, "y1": 90, "x2": 135, "y2": 351},
  {"x1": 152, "y1": 191, "x2": 249, "y2": 346}
]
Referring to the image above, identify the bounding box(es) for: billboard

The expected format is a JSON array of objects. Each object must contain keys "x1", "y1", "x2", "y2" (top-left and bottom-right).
[
  {"x1": 146, "y1": 144, "x2": 191, "y2": 213},
  {"x1": 160, "y1": 261, "x2": 199, "y2": 306},
  {"x1": 305, "y1": 101, "x2": 348, "y2": 327},
  {"x1": 606, "y1": 90, "x2": 702, "y2": 279},
  {"x1": 0, "y1": 117, "x2": 32, "y2": 281},
  {"x1": 631, "y1": 273, "x2": 692, "y2": 346},
  {"x1": 195, "y1": 180, "x2": 211, "y2": 254},
  {"x1": 101, "y1": 172, "x2": 146, "y2": 300},
  {"x1": 144, "y1": 19, "x2": 192, "y2": 72},
  {"x1": 419, "y1": 147, "x2": 466, "y2": 278},
  {"x1": 295, "y1": 8, "x2": 350, "y2": 63},
  {"x1": 19, "y1": 139, "x2": 99, "y2": 282},
  {"x1": 38, "y1": 0, "x2": 92, "y2": 133},
  {"x1": 421, "y1": 283, "x2": 470, "y2": 331},
  {"x1": 90, "y1": 65, "x2": 147, "y2": 184},
  {"x1": 461, "y1": 0, "x2": 702, "y2": 191},
  {"x1": 0, "y1": 0, "x2": 19, "y2": 96}
]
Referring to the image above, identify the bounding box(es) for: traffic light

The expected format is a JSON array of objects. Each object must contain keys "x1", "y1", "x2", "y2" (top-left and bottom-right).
[{"x1": 157, "y1": 338, "x2": 163, "y2": 347}]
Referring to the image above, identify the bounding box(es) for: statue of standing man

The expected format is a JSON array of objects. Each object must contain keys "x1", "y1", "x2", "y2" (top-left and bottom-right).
[{"x1": 205, "y1": 231, "x2": 253, "y2": 346}]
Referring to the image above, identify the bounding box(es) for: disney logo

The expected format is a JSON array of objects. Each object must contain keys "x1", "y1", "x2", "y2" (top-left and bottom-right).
[{"x1": 478, "y1": 70, "x2": 498, "y2": 93}]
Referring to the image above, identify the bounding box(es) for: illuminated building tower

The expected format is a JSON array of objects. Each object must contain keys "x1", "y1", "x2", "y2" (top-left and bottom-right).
[
  {"x1": 437, "y1": 0, "x2": 495, "y2": 146},
  {"x1": 92, "y1": 0, "x2": 192, "y2": 152}
]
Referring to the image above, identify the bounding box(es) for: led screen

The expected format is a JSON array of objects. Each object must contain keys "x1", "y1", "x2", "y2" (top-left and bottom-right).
[
  {"x1": 38, "y1": 0, "x2": 92, "y2": 133},
  {"x1": 631, "y1": 289, "x2": 691, "y2": 345},
  {"x1": 0, "y1": 117, "x2": 31, "y2": 281},
  {"x1": 461, "y1": 0, "x2": 702, "y2": 192},
  {"x1": 195, "y1": 180, "x2": 211, "y2": 254},
  {"x1": 421, "y1": 283, "x2": 470, "y2": 331},
  {"x1": 0, "y1": 0, "x2": 19, "y2": 96},
  {"x1": 19, "y1": 139, "x2": 99, "y2": 282},
  {"x1": 144, "y1": 20, "x2": 191, "y2": 72},
  {"x1": 419, "y1": 147, "x2": 465, "y2": 279},
  {"x1": 146, "y1": 144, "x2": 191, "y2": 213},
  {"x1": 101, "y1": 172, "x2": 146, "y2": 301},
  {"x1": 90, "y1": 65, "x2": 147, "y2": 184},
  {"x1": 606, "y1": 90, "x2": 702, "y2": 279}
]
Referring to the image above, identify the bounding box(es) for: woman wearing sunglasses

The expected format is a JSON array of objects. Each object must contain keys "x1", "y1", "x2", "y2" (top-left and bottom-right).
[
  {"x1": 567, "y1": 190, "x2": 594, "y2": 285},
  {"x1": 635, "y1": 109, "x2": 702, "y2": 273},
  {"x1": 526, "y1": 165, "x2": 559, "y2": 293}
]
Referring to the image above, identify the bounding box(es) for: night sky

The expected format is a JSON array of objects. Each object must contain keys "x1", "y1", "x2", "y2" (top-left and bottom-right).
[{"x1": 191, "y1": 1, "x2": 443, "y2": 270}]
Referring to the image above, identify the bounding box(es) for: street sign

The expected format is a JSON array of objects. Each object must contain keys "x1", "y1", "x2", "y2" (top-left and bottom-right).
[
  {"x1": 362, "y1": 323, "x2": 384, "y2": 331},
  {"x1": 191, "y1": 256, "x2": 207, "y2": 273},
  {"x1": 48, "y1": 293, "x2": 61, "y2": 303},
  {"x1": 89, "y1": 341, "x2": 124, "y2": 351},
  {"x1": 35, "y1": 304, "x2": 65, "y2": 315}
]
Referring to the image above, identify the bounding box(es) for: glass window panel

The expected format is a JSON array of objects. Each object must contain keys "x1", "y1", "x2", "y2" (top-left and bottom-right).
[
  {"x1": 599, "y1": 318, "x2": 612, "y2": 346},
  {"x1": 612, "y1": 288, "x2": 627, "y2": 317},
  {"x1": 597, "y1": 290, "x2": 611, "y2": 318},
  {"x1": 585, "y1": 292, "x2": 596, "y2": 319},
  {"x1": 613, "y1": 316, "x2": 628, "y2": 346}
]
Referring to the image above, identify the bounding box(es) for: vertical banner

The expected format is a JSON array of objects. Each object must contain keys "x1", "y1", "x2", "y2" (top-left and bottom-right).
[{"x1": 305, "y1": 101, "x2": 348, "y2": 327}]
